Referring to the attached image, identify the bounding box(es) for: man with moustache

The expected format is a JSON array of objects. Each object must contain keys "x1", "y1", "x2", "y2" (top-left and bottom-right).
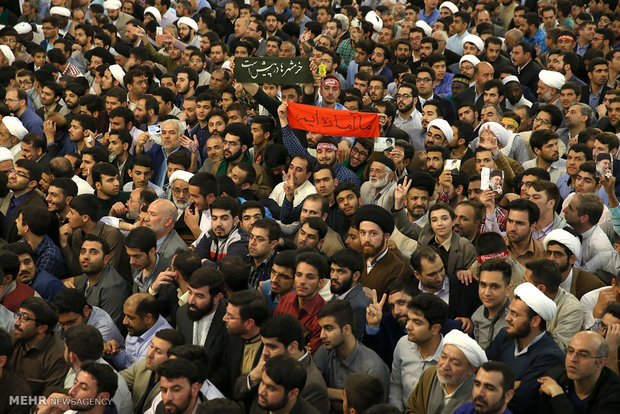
[
  {"x1": 328, "y1": 248, "x2": 370, "y2": 339},
  {"x1": 538, "y1": 331, "x2": 620, "y2": 412},
  {"x1": 407, "y1": 329, "x2": 488, "y2": 414},
  {"x1": 260, "y1": 250, "x2": 297, "y2": 315},
  {"x1": 394, "y1": 83, "x2": 424, "y2": 151},
  {"x1": 454, "y1": 361, "x2": 515, "y2": 414},
  {"x1": 125, "y1": 227, "x2": 170, "y2": 294},
  {"x1": 486, "y1": 282, "x2": 564, "y2": 414},
  {"x1": 246, "y1": 218, "x2": 279, "y2": 289},
  {"x1": 175, "y1": 267, "x2": 227, "y2": 382},
  {"x1": 360, "y1": 157, "x2": 397, "y2": 211},
  {"x1": 389, "y1": 293, "x2": 449, "y2": 411}
]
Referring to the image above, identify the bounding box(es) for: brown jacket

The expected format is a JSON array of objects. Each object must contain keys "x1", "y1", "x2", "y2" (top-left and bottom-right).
[
  {"x1": 212, "y1": 159, "x2": 272, "y2": 199},
  {"x1": 462, "y1": 152, "x2": 524, "y2": 182},
  {"x1": 361, "y1": 248, "x2": 413, "y2": 298},
  {"x1": 570, "y1": 267, "x2": 606, "y2": 300}
]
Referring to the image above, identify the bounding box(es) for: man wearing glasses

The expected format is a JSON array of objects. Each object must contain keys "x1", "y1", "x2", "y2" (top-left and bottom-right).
[
  {"x1": 246, "y1": 218, "x2": 280, "y2": 289},
  {"x1": 4, "y1": 159, "x2": 47, "y2": 243},
  {"x1": 4, "y1": 87, "x2": 43, "y2": 137},
  {"x1": 414, "y1": 66, "x2": 456, "y2": 123},
  {"x1": 8, "y1": 297, "x2": 68, "y2": 397},
  {"x1": 538, "y1": 331, "x2": 620, "y2": 412},
  {"x1": 393, "y1": 83, "x2": 423, "y2": 151}
]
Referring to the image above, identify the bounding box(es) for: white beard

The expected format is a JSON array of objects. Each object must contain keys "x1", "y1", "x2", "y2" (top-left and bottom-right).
[{"x1": 369, "y1": 175, "x2": 389, "y2": 190}]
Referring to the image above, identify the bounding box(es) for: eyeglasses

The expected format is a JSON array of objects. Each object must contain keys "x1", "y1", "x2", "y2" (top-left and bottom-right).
[
  {"x1": 534, "y1": 115, "x2": 552, "y2": 125},
  {"x1": 416, "y1": 77, "x2": 432, "y2": 83},
  {"x1": 8, "y1": 169, "x2": 31, "y2": 180},
  {"x1": 351, "y1": 147, "x2": 369, "y2": 158},
  {"x1": 249, "y1": 234, "x2": 269, "y2": 243},
  {"x1": 599, "y1": 322, "x2": 609, "y2": 333},
  {"x1": 566, "y1": 347, "x2": 602, "y2": 361},
  {"x1": 395, "y1": 93, "x2": 413, "y2": 100},
  {"x1": 270, "y1": 269, "x2": 294, "y2": 280},
  {"x1": 14, "y1": 312, "x2": 37, "y2": 323},
  {"x1": 172, "y1": 187, "x2": 190, "y2": 195}
]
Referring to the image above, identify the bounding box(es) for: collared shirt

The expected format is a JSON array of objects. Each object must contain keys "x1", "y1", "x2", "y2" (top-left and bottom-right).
[
  {"x1": 18, "y1": 107, "x2": 43, "y2": 137},
  {"x1": 505, "y1": 236, "x2": 545, "y2": 267},
  {"x1": 88, "y1": 306, "x2": 125, "y2": 345},
  {"x1": 367, "y1": 247, "x2": 389, "y2": 274},
  {"x1": 133, "y1": 255, "x2": 162, "y2": 293},
  {"x1": 522, "y1": 157, "x2": 566, "y2": 183},
  {"x1": 63, "y1": 62, "x2": 82, "y2": 77},
  {"x1": 447, "y1": 31, "x2": 470, "y2": 55},
  {"x1": 556, "y1": 174, "x2": 609, "y2": 205},
  {"x1": 393, "y1": 110, "x2": 423, "y2": 149},
  {"x1": 434, "y1": 72, "x2": 453, "y2": 97},
  {"x1": 274, "y1": 291, "x2": 326, "y2": 353},
  {"x1": 589, "y1": 87, "x2": 603, "y2": 110},
  {"x1": 576, "y1": 41, "x2": 589, "y2": 57},
  {"x1": 419, "y1": 8, "x2": 440, "y2": 25},
  {"x1": 269, "y1": 179, "x2": 317, "y2": 207},
  {"x1": 248, "y1": 250, "x2": 276, "y2": 289},
  {"x1": 4, "y1": 191, "x2": 32, "y2": 235},
  {"x1": 514, "y1": 330, "x2": 546, "y2": 356},
  {"x1": 560, "y1": 268, "x2": 573, "y2": 293},
  {"x1": 114, "y1": 315, "x2": 172, "y2": 370},
  {"x1": 418, "y1": 276, "x2": 450, "y2": 304},
  {"x1": 389, "y1": 335, "x2": 444, "y2": 411},
  {"x1": 579, "y1": 224, "x2": 620, "y2": 275},
  {"x1": 314, "y1": 340, "x2": 390, "y2": 390},
  {"x1": 531, "y1": 220, "x2": 554, "y2": 241},
  {"x1": 193, "y1": 310, "x2": 216, "y2": 346},
  {"x1": 30, "y1": 234, "x2": 66, "y2": 278},
  {"x1": 472, "y1": 299, "x2": 510, "y2": 349}
]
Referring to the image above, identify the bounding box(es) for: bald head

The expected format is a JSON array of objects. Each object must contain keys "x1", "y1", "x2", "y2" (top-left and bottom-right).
[
  {"x1": 125, "y1": 292, "x2": 153, "y2": 308},
  {"x1": 123, "y1": 292, "x2": 160, "y2": 335},
  {"x1": 565, "y1": 331, "x2": 609, "y2": 382},
  {"x1": 144, "y1": 199, "x2": 178, "y2": 238}
]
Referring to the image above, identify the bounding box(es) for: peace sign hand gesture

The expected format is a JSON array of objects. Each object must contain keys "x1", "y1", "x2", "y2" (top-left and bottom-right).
[
  {"x1": 394, "y1": 175, "x2": 412, "y2": 210},
  {"x1": 366, "y1": 289, "x2": 386, "y2": 329}
]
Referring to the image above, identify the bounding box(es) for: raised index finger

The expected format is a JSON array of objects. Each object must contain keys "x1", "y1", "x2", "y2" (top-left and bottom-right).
[
  {"x1": 378, "y1": 293, "x2": 387, "y2": 308},
  {"x1": 371, "y1": 289, "x2": 378, "y2": 306}
]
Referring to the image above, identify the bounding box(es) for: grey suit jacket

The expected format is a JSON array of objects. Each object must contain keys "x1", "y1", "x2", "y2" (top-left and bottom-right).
[
  {"x1": 119, "y1": 357, "x2": 160, "y2": 413},
  {"x1": 75, "y1": 265, "x2": 129, "y2": 327},
  {"x1": 157, "y1": 230, "x2": 188, "y2": 262},
  {"x1": 332, "y1": 284, "x2": 371, "y2": 340}
]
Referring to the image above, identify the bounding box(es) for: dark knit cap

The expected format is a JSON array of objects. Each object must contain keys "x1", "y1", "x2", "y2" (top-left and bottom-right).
[{"x1": 354, "y1": 205, "x2": 394, "y2": 234}]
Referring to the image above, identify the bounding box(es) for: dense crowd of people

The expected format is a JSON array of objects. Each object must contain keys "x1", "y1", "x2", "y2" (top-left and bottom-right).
[{"x1": 0, "y1": 0, "x2": 619, "y2": 413}]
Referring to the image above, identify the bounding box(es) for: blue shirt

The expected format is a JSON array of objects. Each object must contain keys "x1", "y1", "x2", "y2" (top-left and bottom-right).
[
  {"x1": 18, "y1": 108, "x2": 43, "y2": 137},
  {"x1": 419, "y1": 8, "x2": 440, "y2": 26},
  {"x1": 4, "y1": 192, "x2": 32, "y2": 237},
  {"x1": 28, "y1": 269, "x2": 65, "y2": 301},
  {"x1": 447, "y1": 31, "x2": 470, "y2": 55},
  {"x1": 523, "y1": 28, "x2": 548, "y2": 54},
  {"x1": 112, "y1": 315, "x2": 172, "y2": 370},
  {"x1": 556, "y1": 174, "x2": 609, "y2": 205},
  {"x1": 31, "y1": 235, "x2": 66, "y2": 278},
  {"x1": 434, "y1": 72, "x2": 454, "y2": 98},
  {"x1": 88, "y1": 306, "x2": 125, "y2": 345},
  {"x1": 133, "y1": 255, "x2": 162, "y2": 292}
]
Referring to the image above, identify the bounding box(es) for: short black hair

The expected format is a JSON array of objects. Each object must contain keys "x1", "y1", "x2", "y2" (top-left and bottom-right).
[
  {"x1": 479, "y1": 258, "x2": 512, "y2": 286},
  {"x1": 344, "y1": 374, "x2": 385, "y2": 413},
  {"x1": 317, "y1": 299, "x2": 355, "y2": 331},
  {"x1": 79, "y1": 361, "x2": 118, "y2": 397},
  {"x1": 260, "y1": 314, "x2": 305, "y2": 351},
  {"x1": 506, "y1": 198, "x2": 540, "y2": 225},
  {"x1": 407, "y1": 293, "x2": 449, "y2": 327},
  {"x1": 158, "y1": 357, "x2": 201, "y2": 384},
  {"x1": 65, "y1": 324, "x2": 104, "y2": 361},
  {"x1": 228, "y1": 289, "x2": 269, "y2": 326}
]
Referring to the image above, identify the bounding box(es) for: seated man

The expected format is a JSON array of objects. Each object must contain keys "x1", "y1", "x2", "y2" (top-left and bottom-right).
[
  {"x1": 486, "y1": 282, "x2": 565, "y2": 414},
  {"x1": 274, "y1": 252, "x2": 328, "y2": 354},
  {"x1": 63, "y1": 325, "x2": 132, "y2": 414},
  {"x1": 2, "y1": 242, "x2": 65, "y2": 301},
  {"x1": 106, "y1": 293, "x2": 173, "y2": 370},
  {"x1": 454, "y1": 361, "x2": 515, "y2": 414},
  {"x1": 0, "y1": 251, "x2": 36, "y2": 313},
  {"x1": 538, "y1": 331, "x2": 620, "y2": 413},
  {"x1": 8, "y1": 297, "x2": 68, "y2": 396},
  {"x1": 407, "y1": 330, "x2": 487, "y2": 414},
  {"x1": 122, "y1": 154, "x2": 165, "y2": 198},
  {"x1": 0, "y1": 327, "x2": 31, "y2": 413},
  {"x1": 74, "y1": 235, "x2": 130, "y2": 327},
  {"x1": 313, "y1": 300, "x2": 390, "y2": 412},
  {"x1": 119, "y1": 329, "x2": 185, "y2": 413},
  {"x1": 125, "y1": 227, "x2": 170, "y2": 293},
  {"x1": 260, "y1": 250, "x2": 297, "y2": 314},
  {"x1": 143, "y1": 199, "x2": 188, "y2": 262},
  {"x1": 15, "y1": 205, "x2": 66, "y2": 278},
  {"x1": 53, "y1": 288, "x2": 124, "y2": 345},
  {"x1": 195, "y1": 196, "x2": 249, "y2": 263}
]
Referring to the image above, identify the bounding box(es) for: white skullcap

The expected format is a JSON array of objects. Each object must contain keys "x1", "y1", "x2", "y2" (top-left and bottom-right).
[
  {"x1": 460, "y1": 54, "x2": 480, "y2": 67},
  {"x1": 0, "y1": 147, "x2": 13, "y2": 163},
  {"x1": 544, "y1": 229, "x2": 582, "y2": 261},
  {"x1": 462, "y1": 34, "x2": 484, "y2": 51},
  {"x1": 440, "y1": 1, "x2": 459, "y2": 14},
  {"x1": 108, "y1": 64, "x2": 125, "y2": 87},
  {"x1": 221, "y1": 60, "x2": 232, "y2": 70},
  {"x1": 427, "y1": 119, "x2": 454, "y2": 143},
  {"x1": 479, "y1": 121, "x2": 509, "y2": 147},
  {"x1": 334, "y1": 13, "x2": 349, "y2": 31},
  {"x1": 416, "y1": 20, "x2": 432, "y2": 37},
  {"x1": 177, "y1": 16, "x2": 198, "y2": 32},
  {"x1": 350, "y1": 18, "x2": 361, "y2": 30},
  {"x1": 50, "y1": 6, "x2": 71, "y2": 17},
  {"x1": 104, "y1": 0, "x2": 122, "y2": 10},
  {"x1": 444, "y1": 330, "x2": 488, "y2": 367},
  {"x1": 144, "y1": 6, "x2": 162, "y2": 25},
  {"x1": 539, "y1": 70, "x2": 565, "y2": 90},
  {"x1": 365, "y1": 11, "x2": 383, "y2": 33},
  {"x1": 169, "y1": 170, "x2": 194, "y2": 184},
  {"x1": 14, "y1": 22, "x2": 32, "y2": 35},
  {"x1": 1, "y1": 116, "x2": 28, "y2": 140},
  {"x1": 502, "y1": 75, "x2": 520, "y2": 85},
  {"x1": 514, "y1": 282, "x2": 557, "y2": 321},
  {"x1": 0, "y1": 45, "x2": 14, "y2": 66}
]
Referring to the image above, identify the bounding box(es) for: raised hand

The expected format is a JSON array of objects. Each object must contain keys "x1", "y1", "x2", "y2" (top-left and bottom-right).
[
  {"x1": 282, "y1": 171, "x2": 295, "y2": 201},
  {"x1": 394, "y1": 175, "x2": 412, "y2": 210},
  {"x1": 366, "y1": 289, "x2": 386, "y2": 329}
]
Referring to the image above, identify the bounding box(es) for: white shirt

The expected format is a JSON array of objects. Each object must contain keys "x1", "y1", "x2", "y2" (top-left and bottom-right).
[
  {"x1": 190, "y1": 210, "x2": 213, "y2": 248},
  {"x1": 268, "y1": 179, "x2": 317, "y2": 207},
  {"x1": 559, "y1": 268, "x2": 573, "y2": 293},
  {"x1": 193, "y1": 311, "x2": 216, "y2": 346},
  {"x1": 580, "y1": 286, "x2": 609, "y2": 330},
  {"x1": 418, "y1": 276, "x2": 450, "y2": 304},
  {"x1": 71, "y1": 175, "x2": 94, "y2": 195}
]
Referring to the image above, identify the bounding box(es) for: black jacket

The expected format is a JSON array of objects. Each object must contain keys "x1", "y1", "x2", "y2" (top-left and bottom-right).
[
  {"x1": 539, "y1": 364, "x2": 620, "y2": 413},
  {"x1": 412, "y1": 272, "x2": 481, "y2": 320}
]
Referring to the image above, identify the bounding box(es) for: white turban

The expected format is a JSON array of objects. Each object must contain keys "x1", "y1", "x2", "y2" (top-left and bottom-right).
[
  {"x1": 50, "y1": 6, "x2": 71, "y2": 17},
  {"x1": 108, "y1": 64, "x2": 125, "y2": 87},
  {"x1": 144, "y1": 6, "x2": 162, "y2": 25},
  {"x1": 462, "y1": 34, "x2": 484, "y2": 51},
  {"x1": 543, "y1": 229, "x2": 582, "y2": 261},
  {"x1": 444, "y1": 330, "x2": 488, "y2": 367},
  {"x1": 0, "y1": 45, "x2": 14, "y2": 66},
  {"x1": 539, "y1": 70, "x2": 565, "y2": 90},
  {"x1": 514, "y1": 282, "x2": 557, "y2": 321},
  {"x1": 104, "y1": 0, "x2": 122, "y2": 10},
  {"x1": 440, "y1": 1, "x2": 459, "y2": 14},
  {"x1": 460, "y1": 55, "x2": 480, "y2": 67},
  {"x1": 427, "y1": 119, "x2": 454, "y2": 143},
  {"x1": 416, "y1": 20, "x2": 432, "y2": 37},
  {"x1": 502, "y1": 75, "x2": 520, "y2": 85},
  {"x1": 479, "y1": 122, "x2": 509, "y2": 147},
  {"x1": 334, "y1": 13, "x2": 349, "y2": 31},
  {"x1": 177, "y1": 17, "x2": 198, "y2": 32},
  {"x1": 1, "y1": 116, "x2": 28, "y2": 140},
  {"x1": 0, "y1": 147, "x2": 13, "y2": 162},
  {"x1": 14, "y1": 22, "x2": 32, "y2": 35},
  {"x1": 365, "y1": 11, "x2": 383, "y2": 33},
  {"x1": 169, "y1": 170, "x2": 194, "y2": 184}
]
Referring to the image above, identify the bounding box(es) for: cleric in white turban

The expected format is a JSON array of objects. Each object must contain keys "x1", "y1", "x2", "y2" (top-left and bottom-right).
[
  {"x1": 444, "y1": 329, "x2": 488, "y2": 367},
  {"x1": 462, "y1": 34, "x2": 484, "y2": 53},
  {"x1": 479, "y1": 121, "x2": 509, "y2": 147},
  {"x1": 169, "y1": 170, "x2": 194, "y2": 216},
  {"x1": 543, "y1": 229, "x2": 582, "y2": 262},
  {"x1": 539, "y1": 70, "x2": 565, "y2": 90},
  {"x1": 0, "y1": 116, "x2": 28, "y2": 158},
  {"x1": 427, "y1": 119, "x2": 454, "y2": 143},
  {"x1": 514, "y1": 282, "x2": 557, "y2": 321}
]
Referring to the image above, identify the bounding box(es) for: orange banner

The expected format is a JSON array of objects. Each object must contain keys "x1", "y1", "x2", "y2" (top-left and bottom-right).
[{"x1": 287, "y1": 102, "x2": 380, "y2": 138}]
